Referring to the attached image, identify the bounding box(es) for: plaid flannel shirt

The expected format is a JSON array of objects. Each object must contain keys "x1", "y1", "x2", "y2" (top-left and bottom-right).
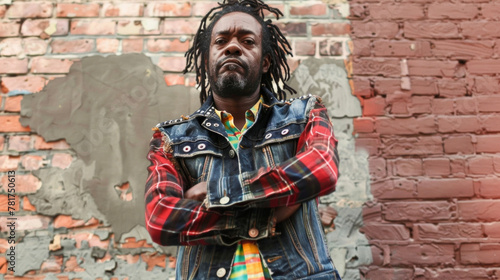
[{"x1": 145, "y1": 100, "x2": 339, "y2": 246}]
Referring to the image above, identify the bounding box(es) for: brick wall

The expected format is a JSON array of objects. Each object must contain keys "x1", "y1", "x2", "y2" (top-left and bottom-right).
[
  {"x1": 351, "y1": 0, "x2": 500, "y2": 279},
  {"x1": 0, "y1": 1, "x2": 355, "y2": 278}
]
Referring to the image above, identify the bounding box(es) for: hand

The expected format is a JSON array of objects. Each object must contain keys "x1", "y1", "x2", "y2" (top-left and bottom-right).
[
  {"x1": 185, "y1": 182, "x2": 207, "y2": 202},
  {"x1": 274, "y1": 204, "x2": 301, "y2": 223}
]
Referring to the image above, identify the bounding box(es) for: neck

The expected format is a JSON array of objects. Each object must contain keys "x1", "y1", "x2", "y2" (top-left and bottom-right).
[{"x1": 213, "y1": 85, "x2": 261, "y2": 129}]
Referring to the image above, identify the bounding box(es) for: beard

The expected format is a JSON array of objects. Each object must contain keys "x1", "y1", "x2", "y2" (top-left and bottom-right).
[{"x1": 208, "y1": 58, "x2": 263, "y2": 98}]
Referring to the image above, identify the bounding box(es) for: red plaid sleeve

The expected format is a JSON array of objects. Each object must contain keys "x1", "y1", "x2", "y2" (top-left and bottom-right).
[
  {"x1": 145, "y1": 131, "x2": 276, "y2": 246},
  {"x1": 242, "y1": 101, "x2": 339, "y2": 207}
]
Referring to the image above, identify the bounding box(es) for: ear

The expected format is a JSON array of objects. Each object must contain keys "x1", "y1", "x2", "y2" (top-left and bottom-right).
[{"x1": 262, "y1": 54, "x2": 271, "y2": 74}]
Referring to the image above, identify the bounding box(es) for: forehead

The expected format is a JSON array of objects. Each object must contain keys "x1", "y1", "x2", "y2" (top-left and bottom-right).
[{"x1": 211, "y1": 12, "x2": 262, "y2": 37}]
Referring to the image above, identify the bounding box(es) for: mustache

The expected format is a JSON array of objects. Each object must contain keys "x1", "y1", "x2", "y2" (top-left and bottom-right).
[{"x1": 216, "y1": 57, "x2": 248, "y2": 72}]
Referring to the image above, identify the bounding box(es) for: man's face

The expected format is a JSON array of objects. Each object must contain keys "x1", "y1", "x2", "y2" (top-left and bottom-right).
[{"x1": 207, "y1": 12, "x2": 270, "y2": 98}]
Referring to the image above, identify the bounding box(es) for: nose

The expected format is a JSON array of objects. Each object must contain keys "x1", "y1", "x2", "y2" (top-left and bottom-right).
[{"x1": 224, "y1": 38, "x2": 241, "y2": 56}]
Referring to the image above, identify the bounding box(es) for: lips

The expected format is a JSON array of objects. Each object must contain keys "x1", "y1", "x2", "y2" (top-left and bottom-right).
[{"x1": 221, "y1": 58, "x2": 243, "y2": 68}]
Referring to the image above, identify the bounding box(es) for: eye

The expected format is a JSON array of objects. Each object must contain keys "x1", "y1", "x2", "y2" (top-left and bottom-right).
[
  {"x1": 214, "y1": 38, "x2": 226, "y2": 45},
  {"x1": 243, "y1": 38, "x2": 255, "y2": 45}
]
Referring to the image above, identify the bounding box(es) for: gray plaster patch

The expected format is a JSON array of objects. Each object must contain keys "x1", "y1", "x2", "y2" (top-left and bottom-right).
[
  {"x1": 20, "y1": 53, "x2": 199, "y2": 240},
  {"x1": 15, "y1": 232, "x2": 51, "y2": 276},
  {"x1": 289, "y1": 58, "x2": 371, "y2": 280}
]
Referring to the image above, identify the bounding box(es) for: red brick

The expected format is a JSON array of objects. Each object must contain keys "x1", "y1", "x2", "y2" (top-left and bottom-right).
[
  {"x1": 290, "y1": 3, "x2": 327, "y2": 17},
  {"x1": 391, "y1": 244, "x2": 454, "y2": 265},
  {"x1": 117, "y1": 19, "x2": 160, "y2": 35},
  {"x1": 428, "y1": 3, "x2": 479, "y2": 19},
  {"x1": 461, "y1": 21, "x2": 500, "y2": 39},
  {"x1": 361, "y1": 223, "x2": 410, "y2": 240},
  {"x1": 373, "y1": 40, "x2": 431, "y2": 57},
  {"x1": 0, "y1": 116, "x2": 30, "y2": 132},
  {"x1": 41, "y1": 256, "x2": 63, "y2": 273},
  {"x1": 437, "y1": 79, "x2": 467, "y2": 98},
  {"x1": 122, "y1": 38, "x2": 143, "y2": 53},
  {"x1": 1, "y1": 173, "x2": 41, "y2": 193},
  {"x1": 455, "y1": 97, "x2": 477, "y2": 115},
  {"x1": 158, "y1": 56, "x2": 186, "y2": 72},
  {"x1": 0, "y1": 215, "x2": 50, "y2": 231},
  {"x1": 483, "y1": 223, "x2": 500, "y2": 238},
  {"x1": 351, "y1": 78, "x2": 373, "y2": 97},
  {"x1": 0, "y1": 58, "x2": 28, "y2": 74},
  {"x1": 392, "y1": 158, "x2": 422, "y2": 176},
  {"x1": 52, "y1": 153, "x2": 73, "y2": 169},
  {"x1": 23, "y1": 38, "x2": 49, "y2": 55},
  {"x1": 21, "y1": 18, "x2": 68, "y2": 37},
  {"x1": 458, "y1": 200, "x2": 500, "y2": 221},
  {"x1": 477, "y1": 96, "x2": 500, "y2": 113},
  {"x1": 414, "y1": 223, "x2": 482, "y2": 240},
  {"x1": 382, "y1": 136, "x2": 443, "y2": 156},
  {"x1": 355, "y1": 138, "x2": 380, "y2": 156},
  {"x1": 353, "y1": 117, "x2": 374, "y2": 133},
  {"x1": 404, "y1": 21, "x2": 459, "y2": 39},
  {"x1": 477, "y1": 178, "x2": 500, "y2": 198},
  {"x1": 0, "y1": 136, "x2": 3, "y2": 151},
  {"x1": 444, "y1": 136, "x2": 474, "y2": 154},
  {"x1": 319, "y1": 40, "x2": 342, "y2": 56},
  {"x1": 164, "y1": 74, "x2": 185, "y2": 86},
  {"x1": 451, "y1": 158, "x2": 466, "y2": 178},
  {"x1": 363, "y1": 96, "x2": 386, "y2": 116},
  {"x1": 0, "y1": 194, "x2": 19, "y2": 212},
  {"x1": 482, "y1": 115, "x2": 500, "y2": 132},
  {"x1": 21, "y1": 155, "x2": 46, "y2": 171},
  {"x1": 311, "y1": 23, "x2": 350, "y2": 36},
  {"x1": 351, "y1": 21, "x2": 399, "y2": 39},
  {"x1": 3, "y1": 95, "x2": 22, "y2": 112},
  {"x1": 361, "y1": 268, "x2": 414, "y2": 280},
  {"x1": 384, "y1": 201, "x2": 453, "y2": 222},
  {"x1": 482, "y1": 3, "x2": 500, "y2": 19},
  {"x1": 476, "y1": 135, "x2": 500, "y2": 153},
  {"x1": 33, "y1": 136, "x2": 70, "y2": 150},
  {"x1": 354, "y1": 58, "x2": 401, "y2": 77},
  {"x1": 362, "y1": 203, "x2": 383, "y2": 223},
  {"x1": 53, "y1": 215, "x2": 99, "y2": 229},
  {"x1": 0, "y1": 38, "x2": 22, "y2": 56},
  {"x1": 56, "y1": 3, "x2": 99, "y2": 17},
  {"x1": 192, "y1": 2, "x2": 219, "y2": 17},
  {"x1": 371, "y1": 179, "x2": 416, "y2": 199},
  {"x1": 70, "y1": 19, "x2": 115, "y2": 35},
  {"x1": 276, "y1": 22, "x2": 307, "y2": 37},
  {"x1": 411, "y1": 79, "x2": 438, "y2": 95},
  {"x1": 376, "y1": 116, "x2": 435, "y2": 135},
  {"x1": 494, "y1": 156, "x2": 500, "y2": 173},
  {"x1": 432, "y1": 99, "x2": 454, "y2": 115},
  {"x1": 417, "y1": 179, "x2": 474, "y2": 198},
  {"x1": 468, "y1": 156, "x2": 494, "y2": 175},
  {"x1": 8, "y1": 135, "x2": 32, "y2": 152},
  {"x1": 373, "y1": 79, "x2": 400, "y2": 95},
  {"x1": 147, "y1": 39, "x2": 190, "y2": 53},
  {"x1": 437, "y1": 116, "x2": 481, "y2": 133},
  {"x1": 408, "y1": 96, "x2": 432, "y2": 115},
  {"x1": 96, "y1": 38, "x2": 119, "y2": 53},
  {"x1": 162, "y1": 19, "x2": 200, "y2": 35},
  {"x1": 432, "y1": 40, "x2": 494, "y2": 59},
  {"x1": 6, "y1": 1, "x2": 53, "y2": 18},
  {"x1": 294, "y1": 40, "x2": 316, "y2": 56},
  {"x1": 408, "y1": 60, "x2": 458, "y2": 77},
  {"x1": 472, "y1": 76, "x2": 500, "y2": 95},
  {"x1": 368, "y1": 157, "x2": 386, "y2": 180},
  {"x1": 103, "y1": 3, "x2": 143, "y2": 17},
  {"x1": 351, "y1": 39, "x2": 371, "y2": 56},
  {"x1": 461, "y1": 243, "x2": 500, "y2": 264},
  {"x1": 145, "y1": 2, "x2": 191, "y2": 17},
  {"x1": 468, "y1": 59, "x2": 500, "y2": 75},
  {"x1": 422, "y1": 158, "x2": 450, "y2": 176},
  {"x1": 31, "y1": 57, "x2": 74, "y2": 74},
  {"x1": 51, "y1": 39, "x2": 94, "y2": 54},
  {"x1": 0, "y1": 21, "x2": 20, "y2": 37},
  {"x1": 368, "y1": 3, "x2": 424, "y2": 20}
]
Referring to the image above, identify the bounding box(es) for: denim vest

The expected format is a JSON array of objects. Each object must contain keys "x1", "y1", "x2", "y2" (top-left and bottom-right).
[{"x1": 157, "y1": 88, "x2": 340, "y2": 280}]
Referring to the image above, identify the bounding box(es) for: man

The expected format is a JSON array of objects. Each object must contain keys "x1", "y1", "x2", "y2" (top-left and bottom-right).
[{"x1": 145, "y1": 0, "x2": 341, "y2": 279}]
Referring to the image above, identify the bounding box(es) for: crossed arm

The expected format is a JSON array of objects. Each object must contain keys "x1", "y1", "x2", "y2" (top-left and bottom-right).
[{"x1": 144, "y1": 101, "x2": 339, "y2": 246}]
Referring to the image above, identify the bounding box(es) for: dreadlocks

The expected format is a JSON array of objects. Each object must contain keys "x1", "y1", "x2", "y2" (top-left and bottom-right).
[{"x1": 183, "y1": 0, "x2": 297, "y2": 104}]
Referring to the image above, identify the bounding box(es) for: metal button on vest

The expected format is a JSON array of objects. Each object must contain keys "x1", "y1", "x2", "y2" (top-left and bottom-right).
[
  {"x1": 219, "y1": 196, "x2": 230, "y2": 205},
  {"x1": 206, "y1": 122, "x2": 212, "y2": 127},
  {"x1": 216, "y1": 267, "x2": 226, "y2": 278},
  {"x1": 198, "y1": 143, "x2": 206, "y2": 150},
  {"x1": 281, "y1": 129, "x2": 289, "y2": 135},
  {"x1": 265, "y1": 133, "x2": 272, "y2": 139},
  {"x1": 214, "y1": 123, "x2": 220, "y2": 127},
  {"x1": 229, "y1": 150, "x2": 235, "y2": 158},
  {"x1": 182, "y1": 146, "x2": 191, "y2": 152},
  {"x1": 248, "y1": 228, "x2": 259, "y2": 238}
]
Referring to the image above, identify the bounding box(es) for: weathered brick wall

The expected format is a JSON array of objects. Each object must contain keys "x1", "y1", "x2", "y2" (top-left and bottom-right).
[
  {"x1": 0, "y1": 1, "x2": 356, "y2": 278},
  {"x1": 350, "y1": 0, "x2": 500, "y2": 279}
]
